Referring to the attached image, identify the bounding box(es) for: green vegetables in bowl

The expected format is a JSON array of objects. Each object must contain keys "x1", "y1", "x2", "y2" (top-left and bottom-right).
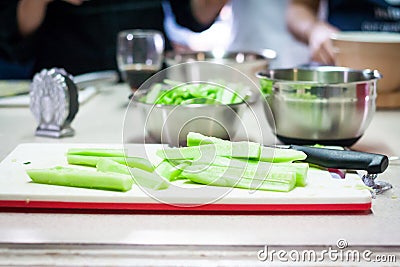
[{"x1": 140, "y1": 79, "x2": 247, "y2": 105}]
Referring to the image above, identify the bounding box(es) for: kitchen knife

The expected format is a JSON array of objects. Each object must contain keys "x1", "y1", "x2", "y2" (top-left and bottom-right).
[{"x1": 281, "y1": 145, "x2": 389, "y2": 174}]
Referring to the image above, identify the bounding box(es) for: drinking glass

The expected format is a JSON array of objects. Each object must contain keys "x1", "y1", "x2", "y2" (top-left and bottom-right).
[{"x1": 117, "y1": 30, "x2": 165, "y2": 90}]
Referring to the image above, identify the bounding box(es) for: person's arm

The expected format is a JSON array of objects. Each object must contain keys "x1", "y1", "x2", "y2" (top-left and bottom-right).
[
  {"x1": 190, "y1": 0, "x2": 227, "y2": 26},
  {"x1": 287, "y1": 0, "x2": 339, "y2": 64},
  {"x1": 17, "y1": 0, "x2": 84, "y2": 37},
  {"x1": 169, "y1": 0, "x2": 227, "y2": 32},
  {"x1": 17, "y1": 0, "x2": 52, "y2": 37}
]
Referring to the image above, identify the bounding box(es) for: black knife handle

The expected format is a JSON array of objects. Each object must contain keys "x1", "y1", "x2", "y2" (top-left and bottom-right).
[{"x1": 290, "y1": 145, "x2": 389, "y2": 174}]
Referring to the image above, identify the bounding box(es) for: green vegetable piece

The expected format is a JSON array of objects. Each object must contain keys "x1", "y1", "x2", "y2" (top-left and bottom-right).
[
  {"x1": 143, "y1": 79, "x2": 244, "y2": 106},
  {"x1": 157, "y1": 142, "x2": 260, "y2": 161},
  {"x1": 67, "y1": 155, "x2": 154, "y2": 172},
  {"x1": 154, "y1": 160, "x2": 190, "y2": 181},
  {"x1": 130, "y1": 168, "x2": 170, "y2": 190},
  {"x1": 193, "y1": 156, "x2": 308, "y2": 187},
  {"x1": 185, "y1": 164, "x2": 294, "y2": 183},
  {"x1": 145, "y1": 83, "x2": 163, "y2": 104},
  {"x1": 96, "y1": 159, "x2": 169, "y2": 190},
  {"x1": 26, "y1": 166, "x2": 133, "y2": 192},
  {"x1": 181, "y1": 166, "x2": 296, "y2": 192},
  {"x1": 67, "y1": 148, "x2": 125, "y2": 157},
  {"x1": 186, "y1": 132, "x2": 261, "y2": 159},
  {"x1": 96, "y1": 158, "x2": 130, "y2": 175},
  {"x1": 259, "y1": 146, "x2": 307, "y2": 163},
  {"x1": 188, "y1": 132, "x2": 306, "y2": 163},
  {"x1": 259, "y1": 78, "x2": 273, "y2": 95},
  {"x1": 187, "y1": 131, "x2": 226, "y2": 146}
]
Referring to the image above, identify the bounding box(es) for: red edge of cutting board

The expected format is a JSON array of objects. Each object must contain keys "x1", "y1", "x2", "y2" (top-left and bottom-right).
[{"x1": 0, "y1": 200, "x2": 371, "y2": 212}]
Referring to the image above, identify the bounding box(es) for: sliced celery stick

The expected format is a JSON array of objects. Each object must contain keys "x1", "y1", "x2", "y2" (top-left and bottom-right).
[
  {"x1": 184, "y1": 164, "x2": 295, "y2": 184},
  {"x1": 187, "y1": 132, "x2": 226, "y2": 146},
  {"x1": 96, "y1": 159, "x2": 169, "y2": 190},
  {"x1": 130, "y1": 168, "x2": 170, "y2": 190},
  {"x1": 67, "y1": 155, "x2": 154, "y2": 172},
  {"x1": 27, "y1": 166, "x2": 133, "y2": 192},
  {"x1": 186, "y1": 132, "x2": 260, "y2": 158},
  {"x1": 181, "y1": 167, "x2": 296, "y2": 192},
  {"x1": 156, "y1": 142, "x2": 260, "y2": 160},
  {"x1": 96, "y1": 158, "x2": 130, "y2": 175},
  {"x1": 259, "y1": 146, "x2": 307, "y2": 163},
  {"x1": 193, "y1": 156, "x2": 308, "y2": 186},
  {"x1": 123, "y1": 157, "x2": 154, "y2": 172},
  {"x1": 187, "y1": 132, "x2": 307, "y2": 163},
  {"x1": 154, "y1": 160, "x2": 190, "y2": 181},
  {"x1": 67, "y1": 148, "x2": 124, "y2": 157}
]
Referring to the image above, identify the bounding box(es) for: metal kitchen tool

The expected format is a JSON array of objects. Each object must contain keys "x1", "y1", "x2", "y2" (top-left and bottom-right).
[
  {"x1": 284, "y1": 145, "x2": 391, "y2": 194},
  {"x1": 30, "y1": 68, "x2": 79, "y2": 138}
]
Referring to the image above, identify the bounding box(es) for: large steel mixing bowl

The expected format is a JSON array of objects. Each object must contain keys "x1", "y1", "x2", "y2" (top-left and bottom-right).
[
  {"x1": 257, "y1": 66, "x2": 381, "y2": 146},
  {"x1": 165, "y1": 50, "x2": 276, "y2": 88},
  {"x1": 132, "y1": 89, "x2": 247, "y2": 147}
]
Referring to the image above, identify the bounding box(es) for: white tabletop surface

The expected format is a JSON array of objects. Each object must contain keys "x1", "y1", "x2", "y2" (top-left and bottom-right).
[{"x1": 0, "y1": 84, "x2": 399, "y2": 266}]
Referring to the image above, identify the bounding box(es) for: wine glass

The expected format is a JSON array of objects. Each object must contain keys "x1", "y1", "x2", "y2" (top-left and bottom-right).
[{"x1": 117, "y1": 30, "x2": 165, "y2": 91}]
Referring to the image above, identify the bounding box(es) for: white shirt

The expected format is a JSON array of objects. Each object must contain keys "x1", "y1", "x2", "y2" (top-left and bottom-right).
[{"x1": 228, "y1": 0, "x2": 311, "y2": 68}]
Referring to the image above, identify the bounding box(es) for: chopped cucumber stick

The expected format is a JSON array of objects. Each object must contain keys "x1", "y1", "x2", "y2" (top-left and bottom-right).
[
  {"x1": 67, "y1": 155, "x2": 154, "y2": 171},
  {"x1": 67, "y1": 148, "x2": 124, "y2": 157},
  {"x1": 27, "y1": 166, "x2": 133, "y2": 192},
  {"x1": 181, "y1": 167, "x2": 296, "y2": 192},
  {"x1": 259, "y1": 146, "x2": 307, "y2": 163}
]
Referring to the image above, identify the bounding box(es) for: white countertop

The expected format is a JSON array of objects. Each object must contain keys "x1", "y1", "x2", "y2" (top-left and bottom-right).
[{"x1": 0, "y1": 84, "x2": 399, "y2": 265}]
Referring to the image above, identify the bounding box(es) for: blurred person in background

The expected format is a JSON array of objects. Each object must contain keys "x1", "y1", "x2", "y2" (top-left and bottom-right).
[
  {"x1": 165, "y1": 0, "x2": 311, "y2": 68},
  {"x1": 287, "y1": 0, "x2": 400, "y2": 65},
  {"x1": 0, "y1": 0, "x2": 226, "y2": 79},
  {"x1": 163, "y1": 0, "x2": 231, "y2": 52},
  {"x1": 228, "y1": 0, "x2": 310, "y2": 68}
]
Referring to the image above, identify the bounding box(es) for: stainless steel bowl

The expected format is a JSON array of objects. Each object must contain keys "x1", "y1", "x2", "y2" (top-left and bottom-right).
[
  {"x1": 257, "y1": 66, "x2": 381, "y2": 146},
  {"x1": 165, "y1": 50, "x2": 276, "y2": 85},
  {"x1": 132, "y1": 90, "x2": 246, "y2": 147}
]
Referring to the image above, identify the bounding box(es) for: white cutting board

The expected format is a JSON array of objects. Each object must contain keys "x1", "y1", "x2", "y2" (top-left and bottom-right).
[{"x1": 0, "y1": 143, "x2": 372, "y2": 212}]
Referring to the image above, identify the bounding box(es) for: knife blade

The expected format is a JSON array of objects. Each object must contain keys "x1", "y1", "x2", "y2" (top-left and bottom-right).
[{"x1": 280, "y1": 145, "x2": 389, "y2": 174}]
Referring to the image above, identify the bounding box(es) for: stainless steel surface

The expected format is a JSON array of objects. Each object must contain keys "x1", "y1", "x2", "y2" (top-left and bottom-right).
[
  {"x1": 165, "y1": 50, "x2": 277, "y2": 64},
  {"x1": 362, "y1": 173, "x2": 393, "y2": 195},
  {"x1": 165, "y1": 50, "x2": 276, "y2": 88},
  {"x1": 132, "y1": 90, "x2": 246, "y2": 147},
  {"x1": 257, "y1": 67, "x2": 380, "y2": 145}
]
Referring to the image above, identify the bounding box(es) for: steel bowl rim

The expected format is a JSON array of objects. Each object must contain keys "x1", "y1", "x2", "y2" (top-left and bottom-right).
[
  {"x1": 256, "y1": 67, "x2": 382, "y2": 85},
  {"x1": 165, "y1": 49, "x2": 277, "y2": 63}
]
